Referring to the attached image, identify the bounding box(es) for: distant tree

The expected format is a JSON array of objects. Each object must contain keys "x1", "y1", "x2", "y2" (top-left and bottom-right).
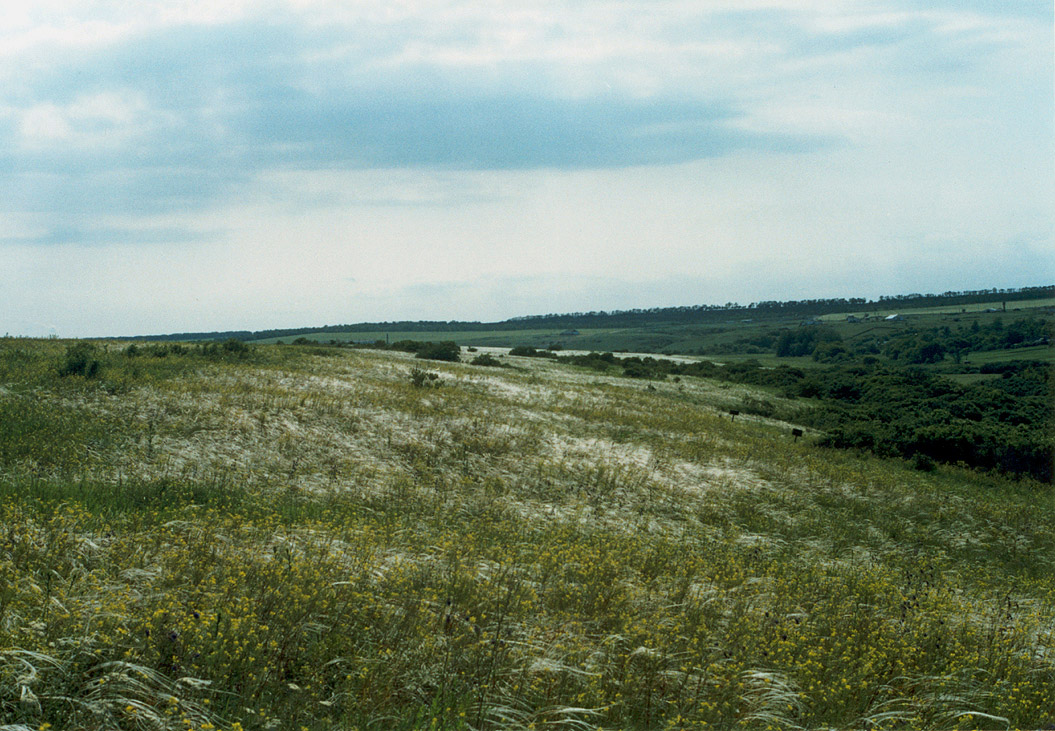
[
  {"x1": 909, "y1": 342, "x2": 946, "y2": 364},
  {"x1": 776, "y1": 327, "x2": 840, "y2": 357},
  {"x1": 812, "y1": 342, "x2": 851, "y2": 363}
]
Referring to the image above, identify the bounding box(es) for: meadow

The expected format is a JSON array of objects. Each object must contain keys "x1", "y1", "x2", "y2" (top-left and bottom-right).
[{"x1": 1, "y1": 339, "x2": 1053, "y2": 730}]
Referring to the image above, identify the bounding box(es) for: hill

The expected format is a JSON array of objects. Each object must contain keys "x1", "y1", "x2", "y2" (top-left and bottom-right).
[
  {"x1": 1, "y1": 339, "x2": 1053, "y2": 729},
  {"x1": 116, "y1": 285, "x2": 1055, "y2": 346}
]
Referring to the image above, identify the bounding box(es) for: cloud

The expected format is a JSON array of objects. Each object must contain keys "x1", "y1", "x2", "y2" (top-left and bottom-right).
[
  {"x1": 242, "y1": 88, "x2": 824, "y2": 169},
  {"x1": 0, "y1": 10, "x2": 841, "y2": 246},
  {"x1": 8, "y1": 16, "x2": 824, "y2": 170},
  {"x1": 0, "y1": 224, "x2": 217, "y2": 247},
  {"x1": 0, "y1": 0, "x2": 1049, "y2": 282}
]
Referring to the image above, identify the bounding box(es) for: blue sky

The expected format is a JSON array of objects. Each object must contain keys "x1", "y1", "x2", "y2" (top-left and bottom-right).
[{"x1": 1, "y1": 1, "x2": 1051, "y2": 337}]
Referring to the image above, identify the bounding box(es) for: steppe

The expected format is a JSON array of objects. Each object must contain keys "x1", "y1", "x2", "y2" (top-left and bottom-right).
[{"x1": 1, "y1": 340, "x2": 1052, "y2": 729}]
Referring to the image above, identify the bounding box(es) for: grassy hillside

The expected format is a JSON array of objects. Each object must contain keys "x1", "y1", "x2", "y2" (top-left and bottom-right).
[{"x1": 1, "y1": 339, "x2": 1053, "y2": 730}]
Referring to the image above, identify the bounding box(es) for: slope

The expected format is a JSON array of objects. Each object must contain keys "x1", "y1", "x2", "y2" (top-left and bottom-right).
[{"x1": 1, "y1": 340, "x2": 1052, "y2": 730}]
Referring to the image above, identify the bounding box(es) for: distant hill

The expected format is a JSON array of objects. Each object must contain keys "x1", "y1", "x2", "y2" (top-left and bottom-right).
[{"x1": 116, "y1": 284, "x2": 1054, "y2": 341}]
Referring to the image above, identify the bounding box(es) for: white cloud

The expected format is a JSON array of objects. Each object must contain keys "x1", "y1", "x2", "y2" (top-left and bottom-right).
[
  {"x1": 18, "y1": 104, "x2": 72, "y2": 142},
  {"x1": 15, "y1": 91, "x2": 153, "y2": 151}
]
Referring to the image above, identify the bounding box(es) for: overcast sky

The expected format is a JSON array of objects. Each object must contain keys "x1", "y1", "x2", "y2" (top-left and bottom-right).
[{"x1": 1, "y1": 0, "x2": 1052, "y2": 337}]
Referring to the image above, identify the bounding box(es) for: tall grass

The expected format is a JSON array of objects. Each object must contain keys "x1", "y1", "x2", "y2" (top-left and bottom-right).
[{"x1": 1, "y1": 339, "x2": 1052, "y2": 729}]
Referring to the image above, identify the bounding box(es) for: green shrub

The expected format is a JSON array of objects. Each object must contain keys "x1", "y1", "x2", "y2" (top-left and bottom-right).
[
  {"x1": 622, "y1": 361, "x2": 659, "y2": 379},
  {"x1": 470, "y1": 353, "x2": 504, "y2": 367},
  {"x1": 58, "y1": 343, "x2": 101, "y2": 378},
  {"x1": 509, "y1": 345, "x2": 559, "y2": 359},
  {"x1": 414, "y1": 341, "x2": 460, "y2": 362},
  {"x1": 200, "y1": 338, "x2": 253, "y2": 361},
  {"x1": 557, "y1": 351, "x2": 616, "y2": 370},
  {"x1": 912, "y1": 453, "x2": 937, "y2": 472},
  {"x1": 408, "y1": 367, "x2": 440, "y2": 388}
]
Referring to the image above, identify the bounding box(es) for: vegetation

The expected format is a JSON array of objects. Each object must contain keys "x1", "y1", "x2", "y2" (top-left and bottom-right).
[
  {"x1": 775, "y1": 327, "x2": 842, "y2": 359},
  {"x1": 508, "y1": 346, "x2": 558, "y2": 359},
  {"x1": 771, "y1": 317, "x2": 1051, "y2": 365},
  {"x1": 121, "y1": 286, "x2": 1053, "y2": 345},
  {"x1": 340, "y1": 339, "x2": 464, "y2": 362},
  {"x1": 807, "y1": 362, "x2": 1053, "y2": 482},
  {"x1": 58, "y1": 342, "x2": 102, "y2": 378},
  {"x1": 469, "y1": 353, "x2": 507, "y2": 368},
  {"x1": 413, "y1": 341, "x2": 462, "y2": 363},
  {"x1": 544, "y1": 351, "x2": 1053, "y2": 483},
  {"x1": 409, "y1": 367, "x2": 442, "y2": 388},
  {"x1": 1, "y1": 337, "x2": 1053, "y2": 730}
]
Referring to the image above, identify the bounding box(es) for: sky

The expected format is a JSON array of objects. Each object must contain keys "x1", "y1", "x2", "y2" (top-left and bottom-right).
[{"x1": 1, "y1": 1, "x2": 1052, "y2": 337}]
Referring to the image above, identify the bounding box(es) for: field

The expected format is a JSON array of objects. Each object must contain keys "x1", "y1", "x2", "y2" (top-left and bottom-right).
[
  {"x1": 961, "y1": 345, "x2": 1054, "y2": 366},
  {"x1": 1, "y1": 339, "x2": 1053, "y2": 730},
  {"x1": 818, "y1": 298, "x2": 1055, "y2": 320}
]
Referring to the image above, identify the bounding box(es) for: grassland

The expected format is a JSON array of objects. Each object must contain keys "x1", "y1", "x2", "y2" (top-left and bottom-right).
[{"x1": 1, "y1": 339, "x2": 1053, "y2": 730}]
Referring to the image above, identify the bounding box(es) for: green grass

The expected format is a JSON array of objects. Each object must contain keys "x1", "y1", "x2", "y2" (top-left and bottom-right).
[
  {"x1": 1, "y1": 339, "x2": 1053, "y2": 730},
  {"x1": 818, "y1": 297, "x2": 1055, "y2": 320},
  {"x1": 689, "y1": 353, "x2": 818, "y2": 368},
  {"x1": 960, "y1": 344, "x2": 1055, "y2": 365}
]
